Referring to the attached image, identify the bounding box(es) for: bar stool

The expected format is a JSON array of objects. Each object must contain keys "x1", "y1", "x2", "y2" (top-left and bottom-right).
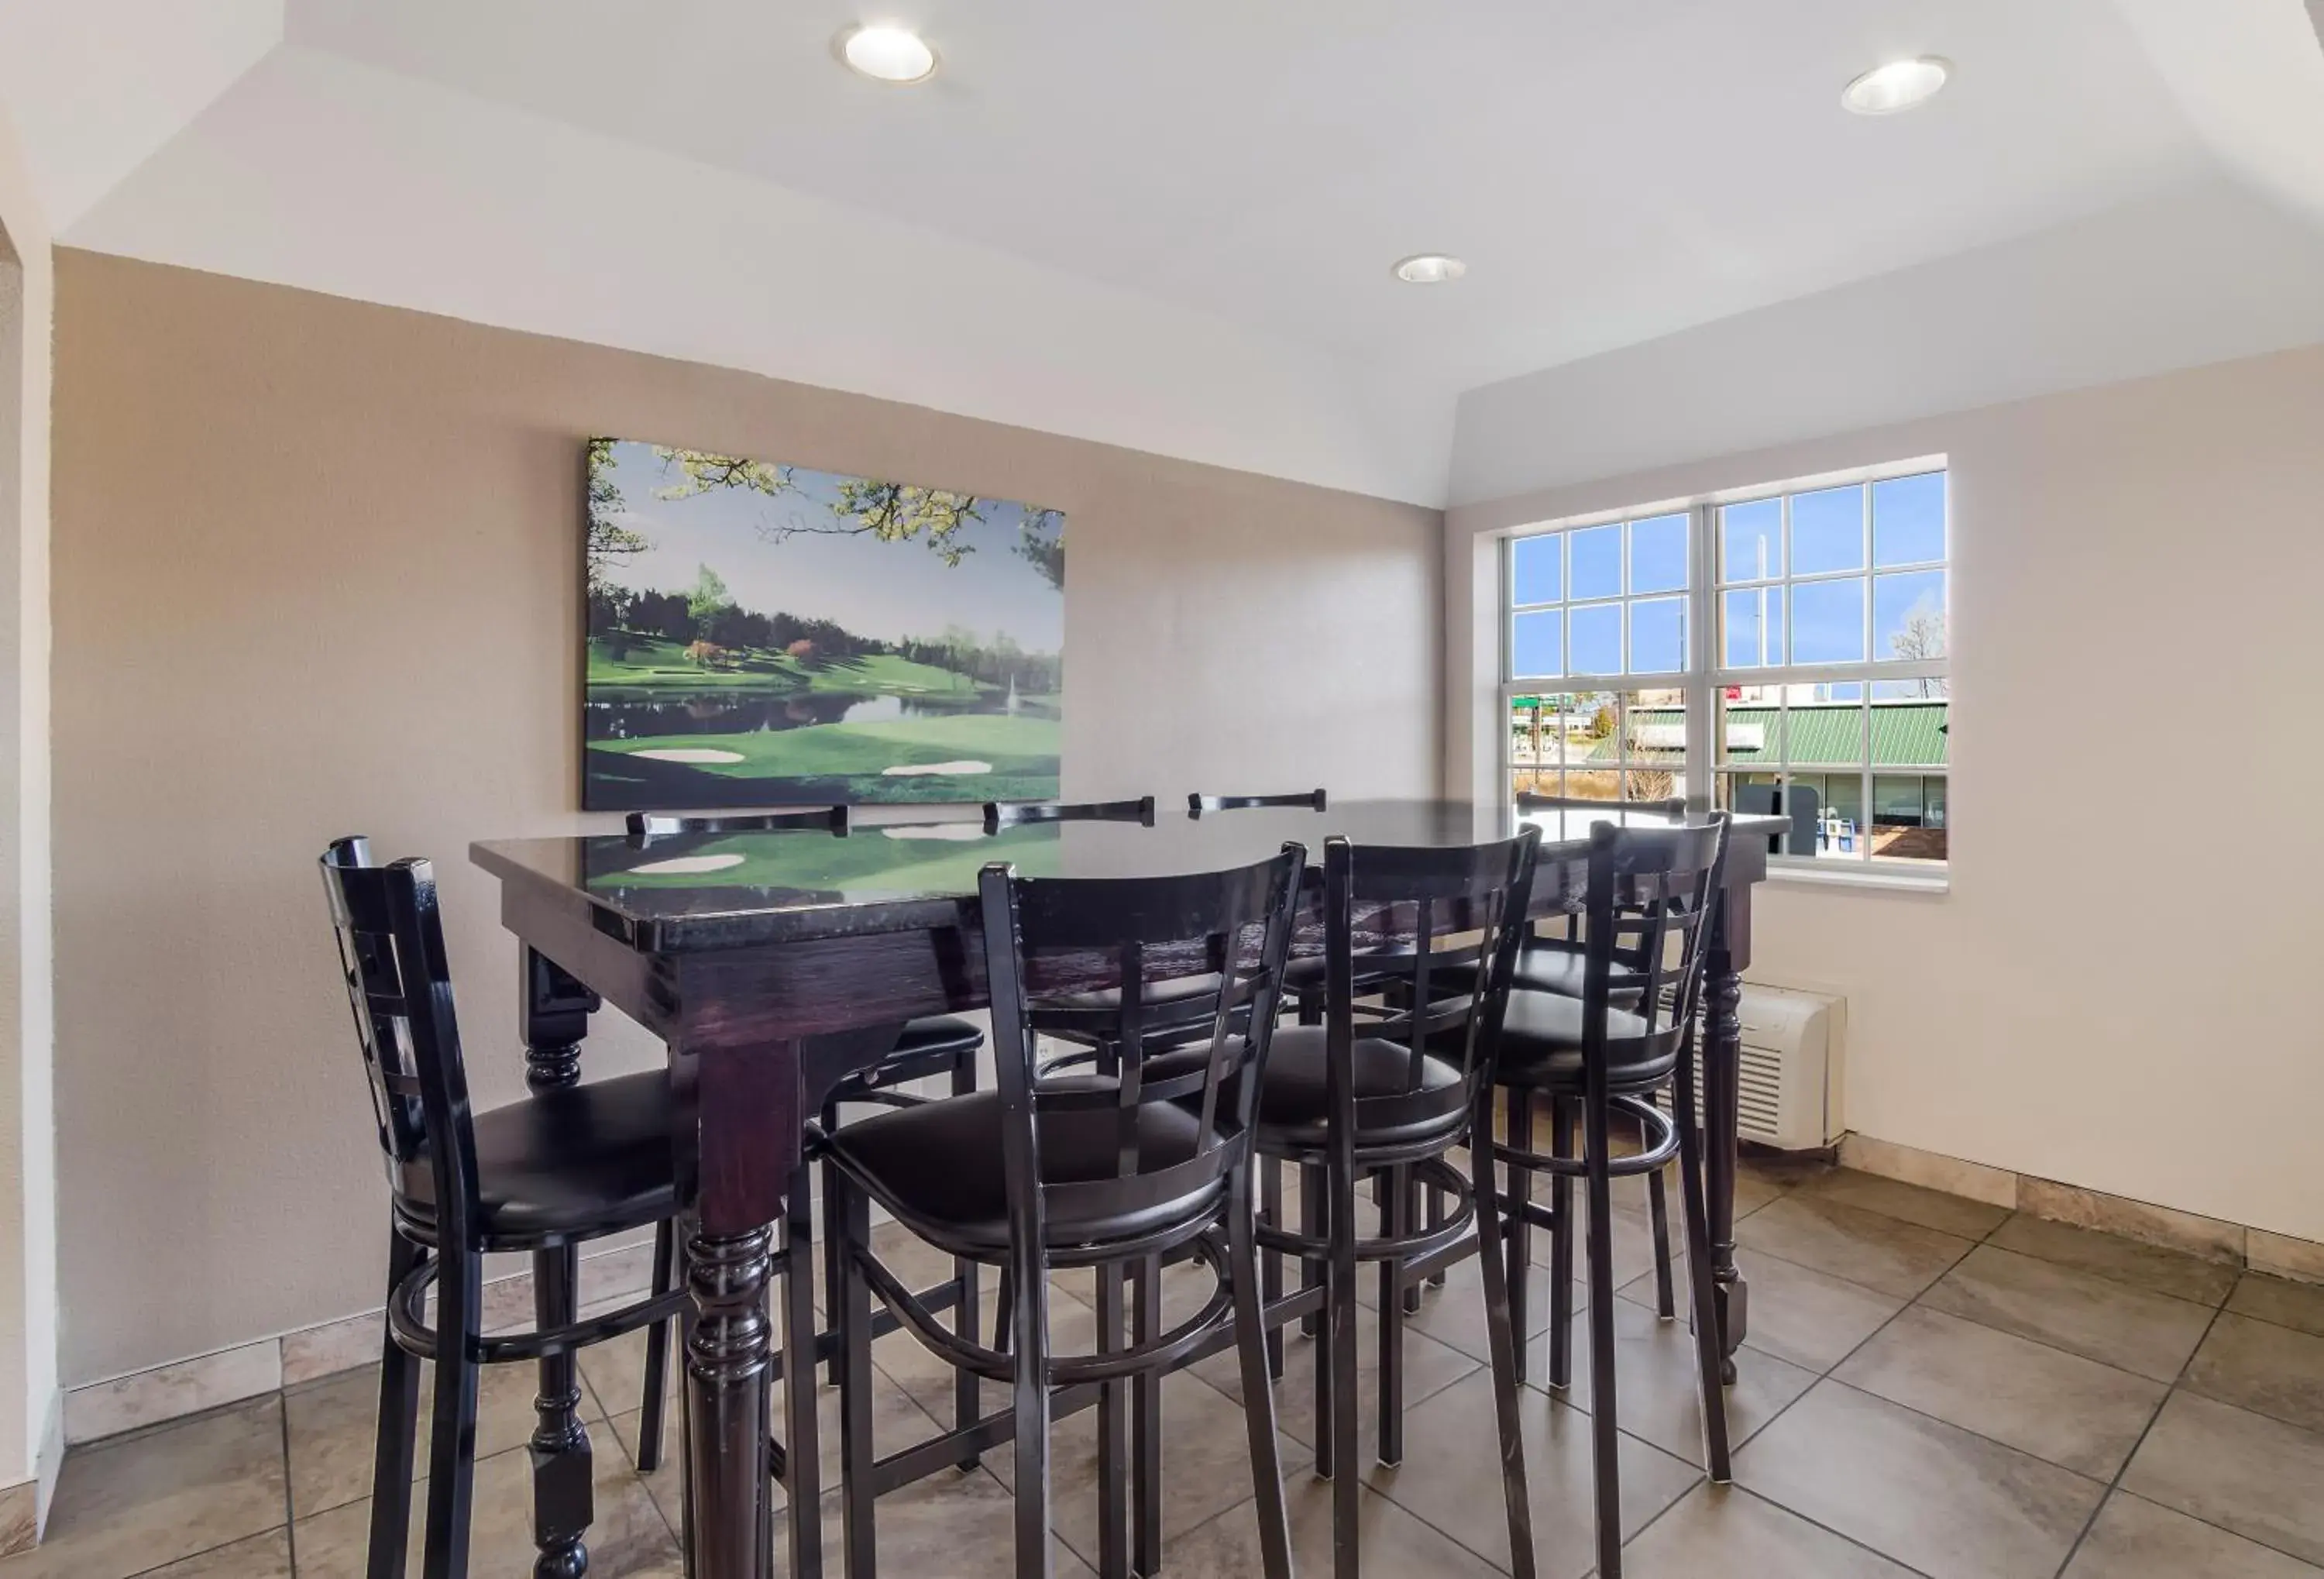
[
  {"x1": 1228, "y1": 829, "x2": 1544, "y2": 1579},
  {"x1": 320, "y1": 838, "x2": 713, "y2": 1579},
  {"x1": 1487, "y1": 817, "x2": 1735, "y2": 1579},
  {"x1": 824, "y1": 845, "x2": 1308, "y2": 1579}
]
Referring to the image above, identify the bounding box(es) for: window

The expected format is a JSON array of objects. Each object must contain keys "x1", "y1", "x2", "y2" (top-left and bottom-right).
[{"x1": 1504, "y1": 466, "x2": 1949, "y2": 869}]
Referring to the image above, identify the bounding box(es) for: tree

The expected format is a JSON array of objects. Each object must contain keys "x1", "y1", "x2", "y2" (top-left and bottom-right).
[
  {"x1": 584, "y1": 438, "x2": 651, "y2": 600},
  {"x1": 786, "y1": 638, "x2": 819, "y2": 664},
  {"x1": 1015, "y1": 508, "x2": 1065, "y2": 591},
  {"x1": 1890, "y1": 608, "x2": 1948, "y2": 698},
  {"x1": 687, "y1": 564, "x2": 733, "y2": 638}
]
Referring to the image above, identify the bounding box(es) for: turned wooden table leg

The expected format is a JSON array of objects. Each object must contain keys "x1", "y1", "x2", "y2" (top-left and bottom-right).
[
  {"x1": 686, "y1": 1220, "x2": 775, "y2": 1579},
  {"x1": 523, "y1": 950, "x2": 601, "y2": 1577},
  {"x1": 1703, "y1": 899, "x2": 1748, "y2": 1385}
]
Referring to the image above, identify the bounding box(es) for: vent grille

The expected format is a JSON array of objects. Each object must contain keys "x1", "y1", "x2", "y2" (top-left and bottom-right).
[{"x1": 1655, "y1": 1040, "x2": 1789, "y2": 1147}]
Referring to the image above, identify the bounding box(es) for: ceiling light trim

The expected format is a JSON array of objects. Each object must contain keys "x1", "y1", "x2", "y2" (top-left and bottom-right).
[{"x1": 835, "y1": 22, "x2": 939, "y2": 85}]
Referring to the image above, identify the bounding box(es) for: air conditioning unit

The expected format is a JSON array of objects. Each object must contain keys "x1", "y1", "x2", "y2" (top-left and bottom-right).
[{"x1": 1655, "y1": 982, "x2": 1845, "y2": 1151}]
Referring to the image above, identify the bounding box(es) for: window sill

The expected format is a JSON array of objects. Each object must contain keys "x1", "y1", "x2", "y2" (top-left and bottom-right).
[{"x1": 1763, "y1": 860, "x2": 1949, "y2": 897}]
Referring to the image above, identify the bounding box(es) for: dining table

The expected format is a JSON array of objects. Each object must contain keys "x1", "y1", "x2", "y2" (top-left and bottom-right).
[{"x1": 471, "y1": 797, "x2": 1786, "y2": 1579}]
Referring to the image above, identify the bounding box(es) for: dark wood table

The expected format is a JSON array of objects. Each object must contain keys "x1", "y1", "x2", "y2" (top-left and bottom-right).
[{"x1": 473, "y1": 799, "x2": 1782, "y2": 1579}]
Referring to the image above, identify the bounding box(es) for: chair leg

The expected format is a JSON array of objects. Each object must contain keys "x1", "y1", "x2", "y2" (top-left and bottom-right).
[
  {"x1": 1095, "y1": 1263, "x2": 1129, "y2": 1578},
  {"x1": 1647, "y1": 1152, "x2": 1677, "y2": 1321},
  {"x1": 821, "y1": 1098, "x2": 844, "y2": 1388},
  {"x1": 994, "y1": 1265, "x2": 1014, "y2": 1354},
  {"x1": 1582, "y1": 1094, "x2": 1624, "y2": 1579},
  {"x1": 1299, "y1": 1162, "x2": 1325, "y2": 1341},
  {"x1": 1422, "y1": 1173, "x2": 1446, "y2": 1295},
  {"x1": 1228, "y1": 1175, "x2": 1296, "y2": 1579},
  {"x1": 637, "y1": 1219, "x2": 676, "y2": 1473},
  {"x1": 837, "y1": 1180, "x2": 879, "y2": 1579},
  {"x1": 953, "y1": 1051, "x2": 984, "y2": 1471},
  {"x1": 1377, "y1": 1164, "x2": 1406, "y2": 1467},
  {"x1": 784, "y1": 1163, "x2": 825, "y2": 1579},
  {"x1": 1468, "y1": 1111, "x2": 1537, "y2": 1579},
  {"x1": 1006, "y1": 1221, "x2": 1053, "y2": 1579},
  {"x1": 1309, "y1": 1164, "x2": 1334, "y2": 1483},
  {"x1": 366, "y1": 1229, "x2": 425, "y2": 1579},
  {"x1": 1548, "y1": 1097, "x2": 1576, "y2": 1391},
  {"x1": 1507, "y1": 1090, "x2": 1534, "y2": 1385},
  {"x1": 1673, "y1": 1072, "x2": 1733, "y2": 1481},
  {"x1": 421, "y1": 1249, "x2": 483, "y2": 1579},
  {"x1": 1132, "y1": 1255, "x2": 1163, "y2": 1578},
  {"x1": 1260, "y1": 1158, "x2": 1286, "y2": 1378},
  {"x1": 1327, "y1": 1134, "x2": 1361, "y2": 1579}
]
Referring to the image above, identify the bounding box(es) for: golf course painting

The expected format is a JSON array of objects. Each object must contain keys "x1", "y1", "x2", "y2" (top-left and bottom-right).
[{"x1": 583, "y1": 438, "x2": 1064, "y2": 810}]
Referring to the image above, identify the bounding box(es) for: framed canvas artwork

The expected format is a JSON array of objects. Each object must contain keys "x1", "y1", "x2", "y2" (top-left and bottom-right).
[{"x1": 583, "y1": 438, "x2": 1064, "y2": 810}]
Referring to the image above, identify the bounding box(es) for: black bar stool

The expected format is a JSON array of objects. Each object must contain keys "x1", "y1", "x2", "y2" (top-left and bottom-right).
[
  {"x1": 1487, "y1": 816, "x2": 1736, "y2": 1579},
  {"x1": 319, "y1": 838, "x2": 703, "y2": 1579},
  {"x1": 1234, "y1": 829, "x2": 1544, "y2": 1579},
  {"x1": 823, "y1": 845, "x2": 1308, "y2": 1579}
]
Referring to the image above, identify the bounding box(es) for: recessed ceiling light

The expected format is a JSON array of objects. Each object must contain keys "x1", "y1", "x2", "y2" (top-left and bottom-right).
[
  {"x1": 837, "y1": 22, "x2": 938, "y2": 84},
  {"x1": 1393, "y1": 253, "x2": 1466, "y2": 285},
  {"x1": 1841, "y1": 57, "x2": 1950, "y2": 115}
]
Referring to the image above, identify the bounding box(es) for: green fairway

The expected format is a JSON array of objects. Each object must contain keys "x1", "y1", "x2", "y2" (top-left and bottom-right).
[
  {"x1": 589, "y1": 638, "x2": 988, "y2": 698},
  {"x1": 586, "y1": 712, "x2": 1061, "y2": 803}
]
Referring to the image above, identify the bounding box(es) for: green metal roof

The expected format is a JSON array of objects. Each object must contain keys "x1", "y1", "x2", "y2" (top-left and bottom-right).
[{"x1": 1535, "y1": 701, "x2": 1948, "y2": 769}]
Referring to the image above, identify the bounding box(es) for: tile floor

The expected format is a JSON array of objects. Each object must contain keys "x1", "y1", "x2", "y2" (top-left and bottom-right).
[{"x1": 16, "y1": 1157, "x2": 2324, "y2": 1578}]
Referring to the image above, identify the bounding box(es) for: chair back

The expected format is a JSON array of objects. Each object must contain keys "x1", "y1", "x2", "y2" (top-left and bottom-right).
[
  {"x1": 978, "y1": 844, "x2": 1305, "y2": 1246},
  {"x1": 627, "y1": 806, "x2": 847, "y2": 840},
  {"x1": 1188, "y1": 789, "x2": 1326, "y2": 815},
  {"x1": 984, "y1": 796, "x2": 1157, "y2": 834},
  {"x1": 318, "y1": 837, "x2": 480, "y2": 1247},
  {"x1": 1573, "y1": 815, "x2": 1732, "y2": 1082},
  {"x1": 1322, "y1": 830, "x2": 1541, "y2": 1134}
]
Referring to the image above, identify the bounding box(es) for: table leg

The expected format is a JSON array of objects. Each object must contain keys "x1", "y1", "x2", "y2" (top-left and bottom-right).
[
  {"x1": 522, "y1": 950, "x2": 600, "y2": 1577},
  {"x1": 1703, "y1": 910, "x2": 1748, "y2": 1385},
  {"x1": 686, "y1": 1220, "x2": 774, "y2": 1579}
]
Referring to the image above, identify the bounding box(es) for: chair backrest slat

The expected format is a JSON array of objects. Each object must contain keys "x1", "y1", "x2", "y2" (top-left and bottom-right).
[
  {"x1": 318, "y1": 837, "x2": 482, "y2": 1249},
  {"x1": 979, "y1": 844, "x2": 1305, "y2": 1239},
  {"x1": 985, "y1": 796, "x2": 1157, "y2": 833},
  {"x1": 1577, "y1": 816, "x2": 1732, "y2": 1072},
  {"x1": 1188, "y1": 789, "x2": 1327, "y2": 814}
]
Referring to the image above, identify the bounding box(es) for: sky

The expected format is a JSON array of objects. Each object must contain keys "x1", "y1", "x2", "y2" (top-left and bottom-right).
[
  {"x1": 597, "y1": 441, "x2": 1064, "y2": 652},
  {"x1": 1509, "y1": 473, "x2": 1947, "y2": 679}
]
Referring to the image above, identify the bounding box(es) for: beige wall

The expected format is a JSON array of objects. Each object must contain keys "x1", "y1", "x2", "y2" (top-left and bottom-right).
[
  {"x1": 1447, "y1": 339, "x2": 2324, "y2": 1244},
  {"x1": 49, "y1": 251, "x2": 1442, "y2": 1384},
  {"x1": 0, "y1": 106, "x2": 57, "y2": 1499}
]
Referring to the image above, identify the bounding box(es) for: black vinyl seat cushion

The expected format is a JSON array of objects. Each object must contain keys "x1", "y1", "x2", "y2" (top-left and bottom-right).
[
  {"x1": 825, "y1": 1088, "x2": 1224, "y2": 1254},
  {"x1": 1425, "y1": 944, "x2": 1648, "y2": 1005},
  {"x1": 1490, "y1": 991, "x2": 1673, "y2": 1092},
  {"x1": 886, "y1": 1014, "x2": 985, "y2": 1065},
  {"x1": 1147, "y1": 1026, "x2": 1467, "y2": 1150},
  {"x1": 397, "y1": 1070, "x2": 676, "y2": 1245}
]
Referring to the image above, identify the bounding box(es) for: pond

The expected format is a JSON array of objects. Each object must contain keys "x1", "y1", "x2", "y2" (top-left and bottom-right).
[{"x1": 586, "y1": 686, "x2": 1059, "y2": 741}]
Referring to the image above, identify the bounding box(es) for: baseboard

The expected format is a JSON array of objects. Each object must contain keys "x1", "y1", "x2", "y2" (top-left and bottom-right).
[
  {"x1": 1841, "y1": 1131, "x2": 2324, "y2": 1280},
  {"x1": 67, "y1": 1234, "x2": 663, "y2": 1447}
]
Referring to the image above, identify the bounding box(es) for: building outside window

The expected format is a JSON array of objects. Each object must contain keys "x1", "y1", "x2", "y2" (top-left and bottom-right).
[{"x1": 1505, "y1": 465, "x2": 1948, "y2": 869}]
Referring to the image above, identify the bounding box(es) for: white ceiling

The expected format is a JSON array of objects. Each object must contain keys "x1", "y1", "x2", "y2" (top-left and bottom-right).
[{"x1": 3, "y1": 1, "x2": 2323, "y2": 506}]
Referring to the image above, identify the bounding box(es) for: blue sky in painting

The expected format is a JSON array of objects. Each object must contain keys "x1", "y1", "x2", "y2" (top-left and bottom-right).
[
  {"x1": 599, "y1": 441, "x2": 1063, "y2": 651},
  {"x1": 1511, "y1": 473, "x2": 1947, "y2": 679}
]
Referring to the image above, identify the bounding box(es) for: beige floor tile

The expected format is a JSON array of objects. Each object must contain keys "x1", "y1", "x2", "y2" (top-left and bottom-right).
[
  {"x1": 1734, "y1": 1196, "x2": 1972, "y2": 1299},
  {"x1": 1391, "y1": 1248, "x2": 1556, "y2": 1364},
  {"x1": 1735, "y1": 1380, "x2": 2104, "y2": 1579},
  {"x1": 1988, "y1": 1213, "x2": 2238, "y2": 1305},
  {"x1": 1190, "y1": 1295, "x2": 1478, "y2": 1452},
  {"x1": 284, "y1": 1354, "x2": 603, "y2": 1519},
  {"x1": 2123, "y1": 1392, "x2": 2324, "y2": 1567},
  {"x1": 1621, "y1": 1482, "x2": 1917, "y2": 1577},
  {"x1": 1367, "y1": 1367, "x2": 1702, "y2": 1576},
  {"x1": 2229, "y1": 1272, "x2": 2324, "y2": 1340},
  {"x1": 1791, "y1": 1167, "x2": 2011, "y2": 1239},
  {"x1": 1526, "y1": 1295, "x2": 1816, "y2": 1467},
  {"x1": 2063, "y1": 1490, "x2": 2324, "y2": 1577},
  {"x1": 603, "y1": 1409, "x2": 685, "y2": 1543},
  {"x1": 1834, "y1": 1306, "x2": 2166, "y2": 1478},
  {"x1": 293, "y1": 1436, "x2": 681, "y2": 1579},
  {"x1": 1161, "y1": 1477, "x2": 1505, "y2": 1578},
  {"x1": 1920, "y1": 1243, "x2": 2215, "y2": 1382},
  {"x1": 0, "y1": 1398, "x2": 287, "y2": 1579},
  {"x1": 814, "y1": 1468, "x2": 1097, "y2": 1578},
  {"x1": 140, "y1": 1529, "x2": 295, "y2": 1577},
  {"x1": 1626, "y1": 1246, "x2": 1905, "y2": 1374},
  {"x1": 2185, "y1": 1312, "x2": 2324, "y2": 1436}
]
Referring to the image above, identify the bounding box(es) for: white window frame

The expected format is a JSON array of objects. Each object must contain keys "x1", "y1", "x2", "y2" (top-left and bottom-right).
[{"x1": 1498, "y1": 457, "x2": 1949, "y2": 877}]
